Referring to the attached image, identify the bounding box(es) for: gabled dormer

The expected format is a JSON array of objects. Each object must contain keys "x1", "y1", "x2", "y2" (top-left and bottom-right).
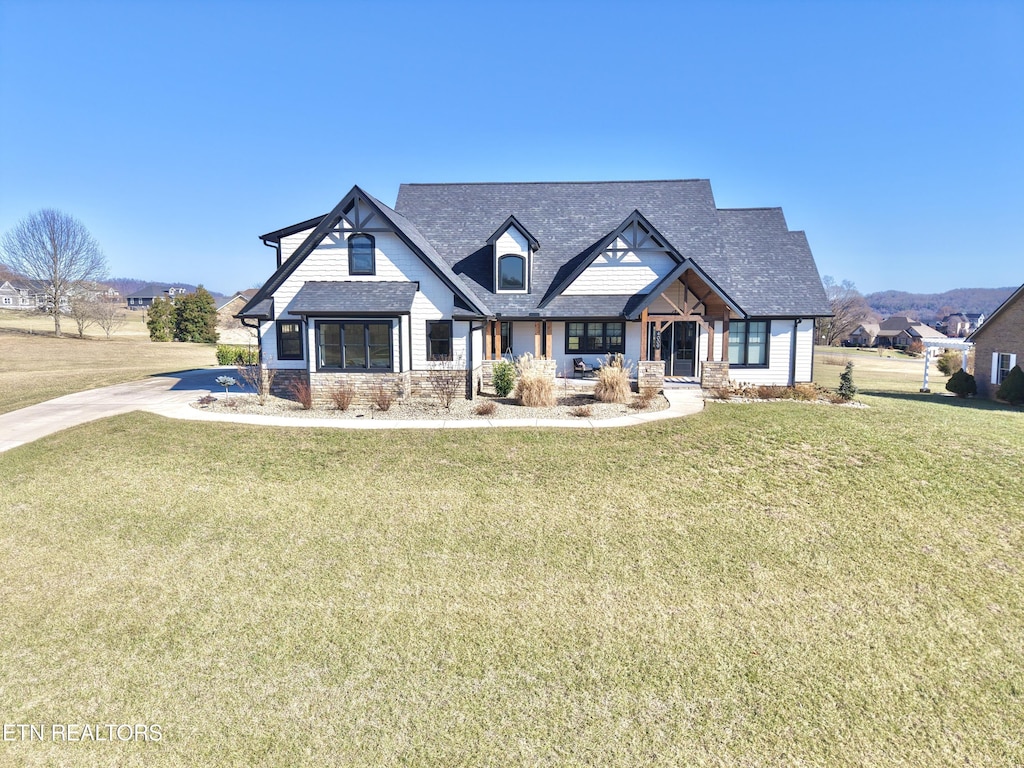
[{"x1": 487, "y1": 215, "x2": 539, "y2": 294}]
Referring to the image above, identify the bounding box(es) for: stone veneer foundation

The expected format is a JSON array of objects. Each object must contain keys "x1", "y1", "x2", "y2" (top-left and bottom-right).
[{"x1": 700, "y1": 361, "x2": 730, "y2": 389}]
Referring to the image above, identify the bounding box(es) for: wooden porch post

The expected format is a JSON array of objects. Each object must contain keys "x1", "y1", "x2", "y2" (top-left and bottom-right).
[
  {"x1": 721, "y1": 313, "x2": 730, "y2": 362},
  {"x1": 640, "y1": 308, "x2": 649, "y2": 361},
  {"x1": 545, "y1": 321, "x2": 552, "y2": 359},
  {"x1": 494, "y1": 321, "x2": 502, "y2": 359}
]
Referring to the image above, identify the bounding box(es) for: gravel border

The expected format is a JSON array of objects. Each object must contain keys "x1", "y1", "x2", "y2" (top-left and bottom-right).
[{"x1": 192, "y1": 392, "x2": 670, "y2": 421}]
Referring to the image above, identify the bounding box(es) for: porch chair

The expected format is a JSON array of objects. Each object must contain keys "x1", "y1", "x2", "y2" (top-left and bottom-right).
[{"x1": 573, "y1": 358, "x2": 595, "y2": 379}]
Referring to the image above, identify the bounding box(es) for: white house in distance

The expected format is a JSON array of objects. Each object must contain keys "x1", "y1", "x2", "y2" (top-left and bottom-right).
[{"x1": 236, "y1": 180, "x2": 832, "y2": 403}]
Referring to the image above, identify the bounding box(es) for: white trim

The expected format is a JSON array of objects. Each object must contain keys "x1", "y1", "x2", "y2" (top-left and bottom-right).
[{"x1": 992, "y1": 352, "x2": 1000, "y2": 385}]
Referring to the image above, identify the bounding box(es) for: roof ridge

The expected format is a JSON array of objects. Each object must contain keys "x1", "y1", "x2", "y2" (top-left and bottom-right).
[{"x1": 400, "y1": 179, "x2": 710, "y2": 187}]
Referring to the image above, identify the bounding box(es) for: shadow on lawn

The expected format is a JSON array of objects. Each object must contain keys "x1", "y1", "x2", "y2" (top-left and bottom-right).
[{"x1": 859, "y1": 388, "x2": 1021, "y2": 413}]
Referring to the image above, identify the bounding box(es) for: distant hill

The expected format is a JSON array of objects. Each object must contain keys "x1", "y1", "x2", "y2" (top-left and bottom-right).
[
  {"x1": 865, "y1": 287, "x2": 1015, "y2": 323},
  {"x1": 109, "y1": 278, "x2": 225, "y2": 301}
]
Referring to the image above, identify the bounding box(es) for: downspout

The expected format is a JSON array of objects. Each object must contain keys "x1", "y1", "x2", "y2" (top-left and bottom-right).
[
  {"x1": 789, "y1": 319, "x2": 801, "y2": 386},
  {"x1": 240, "y1": 316, "x2": 264, "y2": 365},
  {"x1": 261, "y1": 237, "x2": 283, "y2": 269}
]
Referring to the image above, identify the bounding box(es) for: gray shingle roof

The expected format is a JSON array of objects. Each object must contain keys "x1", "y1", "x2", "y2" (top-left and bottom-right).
[
  {"x1": 288, "y1": 281, "x2": 418, "y2": 316},
  {"x1": 395, "y1": 181, "x2": 830, "y2": 318}
]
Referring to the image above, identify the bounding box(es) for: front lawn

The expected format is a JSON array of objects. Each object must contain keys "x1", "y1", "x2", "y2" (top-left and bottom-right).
[{"x1": 1, "y1": 363, "x2": 1021, "y2": 765}]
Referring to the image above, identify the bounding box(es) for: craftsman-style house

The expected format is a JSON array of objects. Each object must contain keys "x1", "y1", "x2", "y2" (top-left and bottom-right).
[{"x1": 237, "y1": 180, "x2": 831, "y2": 402}]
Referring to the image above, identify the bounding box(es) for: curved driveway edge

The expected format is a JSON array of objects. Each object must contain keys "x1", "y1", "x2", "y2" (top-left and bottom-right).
[{"x1": 0, "y1": 369, "x2": 704, "y2": 453}]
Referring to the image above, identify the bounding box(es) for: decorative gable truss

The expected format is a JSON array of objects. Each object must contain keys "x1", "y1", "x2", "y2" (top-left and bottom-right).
[{"x1": 561, "y1": 211, "x2": 681, "y2": 297}]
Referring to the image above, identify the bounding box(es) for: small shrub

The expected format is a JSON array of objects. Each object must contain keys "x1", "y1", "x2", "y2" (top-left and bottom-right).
[
  {"x1": 937, "y1": 349, "x2": 962, "y2": 376},
  {"x1": 791, "y1": 383, "x2": 819, "y2": 401},
  {"x1": 707, "y1": 387, "x2": 733, "y2": 400},
  {"x1": 330, "y1": 382, "x2": 356, "y2": 411},
  {"x1": 473, "y1": 400, "x2": 498, "y2": 416},
  {"x1": 906, "y1": 339, "x2": 925, "y2": 358},
  {"x1": 287, "y1": 377, "x2": 313, "y2": 410},
  {"x1": 216, "y1": 344, "x2": 258, "y2": 365},
  {"x1": 632, "y1": 389, "x2": 657, "y2": 409},
  {"x1": 492, "y1": 360, "x2": 516, "y2": 397},
  {"x1": 838, "y1": 361, "x2": 857, "y2": 401},
  {"x1": 570, "y1": 405, "x2": 593, "y2": 418},
  {"x1": 236, "y1": 363, "x2": 275, "y2": 406},
  {"x1": 370, "y1": 380, "x2": 397, "y2": 412},
  {"x1": 995, "y1": 365, "x2": 1024, "y2": 404},
  {"x1": 514, "y1": 353, "x2": 556, "y2": 407},
  {"x1": 196, "y1": 394, "x2": 216, "y2": 405},
  {"x1": 428, "y1": 354, "x2": 465, "y2": 410},
  {"x1": 593, "y1": 354, "x2": 633, "y2": 404},
  {"x1": 945, "y1": 368, "x2": 977, "y2": 398}
]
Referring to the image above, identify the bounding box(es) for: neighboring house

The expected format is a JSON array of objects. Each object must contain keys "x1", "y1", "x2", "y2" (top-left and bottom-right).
[
  {"x1": 0, "y1": 280, "x2": 34, "y2": 309},
  {"x1": 125, "y1": 284, "x2": 188, "y2": 310},
  {"x1": 848, "y1": 322, "x2": 879, "y2": 347},
  {"x1": 217, "y1": 290, "x2": 259, "y2": 344},
  {"x1": 872, "y1": 316, "x2": 948, "y2": 349},
  {"x1": 940, "y1": 313, "x2": 970, "y2": 337},
  {"x1": 236, "y1": 180, "x2": 832, "y2": 402},
  {"x1": 965, "y1": 312, "x2": 986, "y2": 333},
  {"x1": 967, "y1": 282, "x2": 1023, "y2": 398}
]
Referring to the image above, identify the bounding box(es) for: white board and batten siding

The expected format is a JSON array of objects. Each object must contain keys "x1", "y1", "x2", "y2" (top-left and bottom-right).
[
  {"x1": 563, "y1": 246, "x2": 676, "y2": 296},
  {"x1": 713, "y1": 319, "x2": 816, "y2": 386},
  {"x1": 261, "y1": 230, "x2": 461, "y2": 369}
]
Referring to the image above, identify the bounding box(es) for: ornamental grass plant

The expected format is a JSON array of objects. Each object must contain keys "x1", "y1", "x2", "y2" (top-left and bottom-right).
[
  {"x1": 514, "y1": 352, "x2": 556, "y2": 407},
  {"x1": 593, "y1": 354, "x2": 633, "y2": 404}
]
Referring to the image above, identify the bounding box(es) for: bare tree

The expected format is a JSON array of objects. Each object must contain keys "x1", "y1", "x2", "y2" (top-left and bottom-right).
[
  {"x1": 816, "y1": 276, "x2": 875, "y2": 346},
  {"x1": 92, "y1": 297, "x2": 127, "y2": 338},
  {"x1": 0, "y1": 209, "x2": 107, "y2": 337},
  {"x1": 68, "y1": 293, "x2": 98, "y2": 338}
]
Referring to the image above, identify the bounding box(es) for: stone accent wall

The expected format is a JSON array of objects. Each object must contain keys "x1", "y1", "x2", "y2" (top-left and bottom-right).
[
  {"x1": 972, "y1": 291, "x2": 1024, "y2": 398},
  {"x1": 308, "y1": 371, "x2": 410, "y2": 408},
  {"x1": 637, "y1": 360, "x2": 664, "y2": 394},
  {"x1": 269, "y1": 369, "x2": 307, "y2": 400},
  {"x1": 407, "y1": 369, "x2": 473, "y2": 401},
  {"x1": 700, "y1": 361, "x2": 730, "y2": 389}
]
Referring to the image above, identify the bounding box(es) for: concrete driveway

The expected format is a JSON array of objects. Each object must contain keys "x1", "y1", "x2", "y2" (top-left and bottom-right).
[
  {"x1": 0, "y1": 369, "x2": 229, "y2": 453},
  {"x1": 0, "y1": 369, "x2": 704, "y2": 453}
]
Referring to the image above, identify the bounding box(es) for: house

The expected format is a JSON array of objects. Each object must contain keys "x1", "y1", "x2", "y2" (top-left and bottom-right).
[
  {"x1": 940, "y1": 313, "x2": 970, "y2": 337},
  {"x1": 871, "y1": 316, "x2": 949, "y2": 349},
  {"x1": 217, "y1": 289, "x2": 259, "y2": 344},
  {"x1": 125, "y1": 284, "x2": 188, "y2": 310},
  {"x1": 967, "y1": 282, "x2": 1023, "y2": 398},
  {"x1": 848, "y1": 322, "x2": 880, "y2": 347},
  {"x1": 0, "y1": 280, "x2": 34, "y2": 310},
  {"x1": 236, "y1": 180, "x2": 832, "y2": 403}
]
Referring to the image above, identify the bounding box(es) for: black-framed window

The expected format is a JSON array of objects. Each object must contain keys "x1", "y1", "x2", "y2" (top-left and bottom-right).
[
  {"x1": 498, "y1": 254, "x2": 526, "y2": 291},
  {"x1": 728, "y1": 320, "x2": 769, "y2": 367},
  {"x1": 276, "y1": 320, "x2": 304, "y2": 360},
  {"x1": 348, "y1": 233, "x2": 375, "y2": 275},
  {"x1": 491, "y1": 321, "x2": 513, "y2": 356},
  {"x1": 317, "y1": 320, "x2": 392, "y2": 371},
  {"x1": 565, "y1": 321, "x2": 625, "y2": 354},
  {"x1": 426, "y1": 320, "x2": 453, "y2": 360}
]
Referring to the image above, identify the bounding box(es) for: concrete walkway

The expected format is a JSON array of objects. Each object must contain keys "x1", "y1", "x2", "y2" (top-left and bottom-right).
[{"x1": 0, "y1": 369, "x2": 705, "y2": 453}]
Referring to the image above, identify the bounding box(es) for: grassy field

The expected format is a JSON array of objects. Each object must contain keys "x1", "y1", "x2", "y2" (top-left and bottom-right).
[
  {"x1": 0, "y1": 309, "x2": 215, "y2": 414},
  {"x1": 0, "y1": 344, "x2": 1021, "y2": 765}
]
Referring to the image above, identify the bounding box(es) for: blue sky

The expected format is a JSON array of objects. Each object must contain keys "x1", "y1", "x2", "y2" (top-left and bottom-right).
[{"x1": 1, "y1": 0, "x2": 1021, "y2": 296}]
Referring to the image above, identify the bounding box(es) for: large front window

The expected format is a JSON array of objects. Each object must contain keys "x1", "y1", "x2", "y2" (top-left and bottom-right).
[
  {"x1": 498, "y1": 254, "x2": 526, "y2": 291},
  {"x1": 565, "y1": 322, "x2": 625, "y2": 354},
  {"x1": 728, "y1": 320, "x2": 768, "y2": 367},
  {"x1": 317, "y1": 320, "x2": 392, "y2": 370}
]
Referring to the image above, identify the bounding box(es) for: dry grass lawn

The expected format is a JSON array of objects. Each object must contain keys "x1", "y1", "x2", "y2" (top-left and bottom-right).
[{"x1": 0, "y1": 337, "x2": 1021, "y2": 765}]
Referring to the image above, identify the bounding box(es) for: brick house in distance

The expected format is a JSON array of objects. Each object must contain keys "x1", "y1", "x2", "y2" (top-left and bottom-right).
[{"x1": 967, "y1": 282, "x2": 1024, "y2": 398}]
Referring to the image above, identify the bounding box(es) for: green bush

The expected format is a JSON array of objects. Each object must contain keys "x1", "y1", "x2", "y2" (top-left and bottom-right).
[
  {"x1": 945, "y1": 368, "x2": 977, "y2": 398},
  {"x1": 837, "y1": 361, "x2": 857, "y2": 401},
  {"x1": 996, "y1": 365, "x2": 1024, "y2": 404},
  {"x1": 216, "y1": 345, "x2": 258, "y2": 365},
  {"x1": 492, "y1": 360, "x2": 515, "y2": 397},
  {"x1": 937, "y1": 350, "x2": 962, "y2": 376}
]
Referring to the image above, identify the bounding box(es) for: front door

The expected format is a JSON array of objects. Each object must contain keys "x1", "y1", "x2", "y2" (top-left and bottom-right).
[{"x1": 651, "y1": 322, "x2": 697, "y2": 376}]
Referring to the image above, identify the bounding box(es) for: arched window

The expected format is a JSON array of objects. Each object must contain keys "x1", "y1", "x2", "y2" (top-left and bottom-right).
[
  {"x1": 348, "y1": 233, "x2": 375, "y2": 275},
  {"x1": 498, "y1": 254, "x2": 526, "y2": 291}
]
